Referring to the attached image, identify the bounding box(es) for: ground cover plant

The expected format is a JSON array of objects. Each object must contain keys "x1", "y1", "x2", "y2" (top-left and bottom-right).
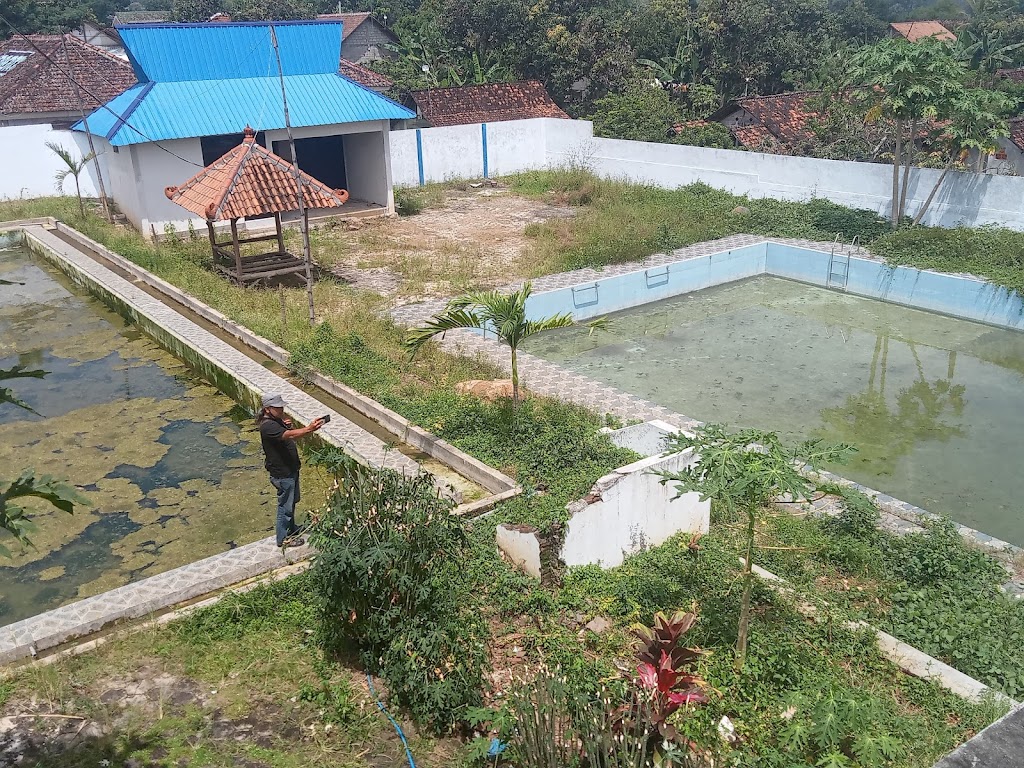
[{"x1": 742, "y1": 486, "x2": 1024, "y2": 701}]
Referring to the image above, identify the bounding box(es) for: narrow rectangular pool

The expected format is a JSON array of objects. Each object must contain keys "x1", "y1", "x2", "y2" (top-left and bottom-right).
[{"x1": 524, "y1": 275, "x2": 1024, "y2": 547}]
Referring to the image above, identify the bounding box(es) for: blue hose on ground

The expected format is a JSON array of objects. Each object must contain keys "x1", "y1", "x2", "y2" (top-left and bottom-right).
[{"x1": 367, "y1": 673, "x2": 416, "y2": 768}]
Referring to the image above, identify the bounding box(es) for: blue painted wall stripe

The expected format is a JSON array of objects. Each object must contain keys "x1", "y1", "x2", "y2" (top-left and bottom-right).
[
  {"x1": 415, "y1": 129, "x2": 424, "y2": 187},
  {"x1": 481, "y1": 122, "x2": 489, "y2": 179}
]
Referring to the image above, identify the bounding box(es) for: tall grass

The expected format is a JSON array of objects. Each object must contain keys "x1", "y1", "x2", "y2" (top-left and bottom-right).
[{"x1": 507, "y1": 170, "x2": 888, "y2": 274}]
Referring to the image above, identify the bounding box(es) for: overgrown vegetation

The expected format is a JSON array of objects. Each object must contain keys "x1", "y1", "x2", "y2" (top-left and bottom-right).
[
  {"x1": 307, "y1": 452, "x2": 487, "y2": 732},
  {"x1": 753, "y1": 487, "x2": 1024, "y2": 701},
  {"x1": 1, "y1": 182, "x2": 1019, "y2": 765}
]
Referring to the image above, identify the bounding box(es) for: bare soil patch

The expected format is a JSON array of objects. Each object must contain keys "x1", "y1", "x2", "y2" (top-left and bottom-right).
[{"x1": 308, "y1": 188, "x2": 577, "y2": 301}]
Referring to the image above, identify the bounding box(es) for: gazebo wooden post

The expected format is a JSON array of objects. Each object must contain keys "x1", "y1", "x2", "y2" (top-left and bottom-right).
[
  {"x1": 205, "y1": 220, "x2": 217, "y2": 262},
  {"x1": 274, "y1": 212, "x2": 285, "y2": 256},
  {"x1": 229, "y1": 218, "x2": 243, "y2": 281}
]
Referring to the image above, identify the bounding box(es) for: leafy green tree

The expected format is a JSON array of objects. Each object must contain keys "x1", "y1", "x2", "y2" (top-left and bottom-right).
[
  {"x1": 660, "y1": 425, "x2": 852, "y2": 670},
  {"x1": 405, "y1": 283, "x2": 604, "y2": 404},
  {"x1": 588, "y1": 80, "x2": 682, "y2": 143},
  {"x1": 231, "y1": 0, "x2": 314, "y2": 19},
  {"x1": 847, "y1": 37, "x2": 966, "y2": 226},
  {"x1": 0, "y1": 366, "x2": 88, "y2": 557},
  {"x1": 672, "y1": 121, "x2": 734, "y2": 148},
  {"x1": 171, "y1": 0, "x2": 224, "y2": 21},
  {"x1": 639, "y1": 32, "x2": 699, "y2": 90},
  {"x1": 912, "y1": 87, "x2": 1013, "y2": 224},
  {"x1": 47, "y1": 142, "x2": 94, "y2": 218}
]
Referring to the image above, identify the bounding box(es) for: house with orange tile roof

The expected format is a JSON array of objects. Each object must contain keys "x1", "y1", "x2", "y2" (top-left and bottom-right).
[
  {"x1": 316, "y1": 12, "x2": 398, "y2": 63},
  {"x1": 409, "y1": 81, "x2": 569, "y2": 128},
  {"x1": 708, "y1": 92, "x2": 820, "y2": 152}
]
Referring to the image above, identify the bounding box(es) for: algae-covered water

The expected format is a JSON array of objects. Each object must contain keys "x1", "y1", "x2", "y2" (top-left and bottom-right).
[
  {"x1": 524, "y1": 276, "x2": 1024, "y2": 547},
  {"x1": 0, "y1": 248, "x2": 324, "y2": 627}
]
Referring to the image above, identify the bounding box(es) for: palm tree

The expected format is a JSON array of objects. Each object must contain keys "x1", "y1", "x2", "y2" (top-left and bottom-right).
[
  {"x1": 46, "y1": 142, "x2": 95, "y2": 217},
  {"x1": 405, "y1": 283, "x2": 605, "y2": 403}
]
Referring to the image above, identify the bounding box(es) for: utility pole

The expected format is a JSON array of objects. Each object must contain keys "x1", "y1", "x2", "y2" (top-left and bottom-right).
[
  {"x1": 62, "y1": 33, "x2": 111, "y2": 223},
  {"x1": 270, "y1": 24, "x2": 316, "y2": 325}
]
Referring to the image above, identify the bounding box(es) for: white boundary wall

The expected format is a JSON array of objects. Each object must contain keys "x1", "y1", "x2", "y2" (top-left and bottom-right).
[
  {"x1": 391, "y1": 117, "x2": 1024, "y2": 231},
  {"x1": 0, "y1": 124, "x2": 101, "y2": 200}
]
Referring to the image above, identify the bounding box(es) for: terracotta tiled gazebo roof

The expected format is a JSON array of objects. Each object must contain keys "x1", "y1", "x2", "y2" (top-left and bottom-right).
[{"x1": 165, "y1": 127, "x2": 349, "y2": 221}]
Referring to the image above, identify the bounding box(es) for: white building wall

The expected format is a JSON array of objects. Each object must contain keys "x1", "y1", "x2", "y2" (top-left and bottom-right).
[
  {"x1": 132, "y1": 137, "x2": 206, "y2": 236},
  {"x1": 0, "y1": 124, "x2": 100, "y2": 200},
  {"x1": 342, "y1": 130, "x2": 389, "y2": 206}
]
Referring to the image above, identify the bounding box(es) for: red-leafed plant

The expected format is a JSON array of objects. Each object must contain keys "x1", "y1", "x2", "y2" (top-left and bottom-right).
[{"x1": 631, "y1": 610, "x2": 708, "y2": 743}]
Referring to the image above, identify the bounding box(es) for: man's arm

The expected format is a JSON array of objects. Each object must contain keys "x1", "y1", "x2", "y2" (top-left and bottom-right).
[{"x1": 281, "y1": 418, "x2": 325, "y2": 440}]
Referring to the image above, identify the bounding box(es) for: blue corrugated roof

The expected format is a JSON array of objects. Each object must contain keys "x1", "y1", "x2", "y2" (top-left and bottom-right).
[
  {"x1": 118, "y1": 21, "x2": 343, "y2": 82},
  {"x1": 79, "y1": 73, "x2": 413, "y2": 146},
  {"x1": 74, "y1": 21, "x2": 414, "y2": 145}
]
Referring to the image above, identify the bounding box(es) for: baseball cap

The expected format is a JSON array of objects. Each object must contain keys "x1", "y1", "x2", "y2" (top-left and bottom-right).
[{"x1": 261, "y1": 393, "x2": 286, "y2": 408}]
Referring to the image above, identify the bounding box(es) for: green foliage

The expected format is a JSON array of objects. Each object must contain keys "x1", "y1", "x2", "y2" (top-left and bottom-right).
[
  {"x1": 881, "y1": 518, "x2": 1007, "y2": 590},
  {"x1": 671, "y1": 121, "x2": 734, "y2": 149},
  {"x1": 0, "y1": 469, "x2": 89, "y2": 558},
  {"x1": 171, "y1": 572, "x2": 316, "y2": 644},
  {"x1": 779, "y1": 688, "x2": 906, "y2": 767},
  {"x1": 307, "y1": 456, "x2": 487, "y2": 732},
  {"x1": 870, "y1": 225, "x2": 1024, "y2": 298},
  {"x1": 298, "y1": 665, "x2": 369, "y2": 729},
  {"x1": 662, "y1": 424, "x2": 852, "y2": 669},
  {"x1": 588, "y1": 81, "x2": 681, "y2": 143},
  {"x1": 405, "y1": 282, "x2": 605, "y2": 402},
  {"x1": 46, "y1": 142, "x2": 95, "y2": 218}
]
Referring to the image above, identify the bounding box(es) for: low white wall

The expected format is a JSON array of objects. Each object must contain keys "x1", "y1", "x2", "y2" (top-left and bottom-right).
[
  {"x1": 0, "y1": 124, "x2": 101, "y2": 200},
  {"x1": 389, "y1": 116, "x2": 1024, "y2": 231},
  {"x1": 560, "y1": 132, "x2": 1024, "y2": 231},
  {"x1": 561, "y1": 448, "x2": 710, "y2": 570}
]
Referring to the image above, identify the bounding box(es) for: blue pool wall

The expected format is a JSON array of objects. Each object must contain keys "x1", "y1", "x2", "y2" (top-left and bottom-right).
[
  {"x1": 525, "y1": 244, "x2": 766, "y2": 322},
  {"x1": 524, "y1": 240, "x2": 1024, "y2": 333}
]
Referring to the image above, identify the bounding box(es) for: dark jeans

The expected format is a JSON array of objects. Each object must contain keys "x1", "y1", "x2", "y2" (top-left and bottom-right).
[{"x1": 270, "y1": 472, "x2": 301, "y2": 546}]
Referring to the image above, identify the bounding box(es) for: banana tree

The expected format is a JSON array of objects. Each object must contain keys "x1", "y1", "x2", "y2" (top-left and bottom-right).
[{"x1": 405, "y1": 283, "x2": 605, "y2": 404}]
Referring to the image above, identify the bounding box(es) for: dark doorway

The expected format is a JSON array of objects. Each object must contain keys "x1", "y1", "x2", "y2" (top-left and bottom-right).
[
  {"x1": 273, "y1": 135, "x2": 347, "y2": 191},
  {"x1": 200, "y1": 131, "x2": 266, "y2": 165}
]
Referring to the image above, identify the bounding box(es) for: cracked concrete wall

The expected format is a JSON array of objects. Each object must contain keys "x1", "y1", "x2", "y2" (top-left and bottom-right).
[{"x1": 561, "y1": 448, "x2": 709, "y2": 569}]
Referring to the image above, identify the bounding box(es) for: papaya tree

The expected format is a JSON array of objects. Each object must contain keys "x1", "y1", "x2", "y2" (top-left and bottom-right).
[{"x1": 660, "y1": 425, "x2": 852, "y2": 670}]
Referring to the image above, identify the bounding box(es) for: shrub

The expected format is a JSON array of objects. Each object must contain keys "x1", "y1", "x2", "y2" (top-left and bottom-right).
[{"x1": 307, "y1": 453, "x2": 488, "y2": 732}]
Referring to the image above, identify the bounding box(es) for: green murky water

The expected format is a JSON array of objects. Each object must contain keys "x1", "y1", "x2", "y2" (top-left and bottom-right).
[
  {"x1": 524, "y1": 276, "x2": 1024, "y2": 547},
  {"x1": 0, "y1": 248, "x2": 325, "y2": 627}
]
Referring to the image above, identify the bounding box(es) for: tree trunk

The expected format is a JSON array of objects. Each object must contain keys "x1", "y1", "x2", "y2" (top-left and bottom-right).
[
  {"x1": 898, "y1": 117, "x2": 916, "y2": 223},
  {"x1": 890, "y1": 119, "x2": 902, "y2": 228},
  {"x1": 74, "y1": 175, "x2": 84, "y2": 218},
  {"x1": 912, "y1": 156, "x2": 956, "y2": 226},
  {"x1": 510, "y1": 346, "x2": 519, "y2": 404},
  {"x1": 734, "y1": 507, "x2": 756, "y2": 671}
]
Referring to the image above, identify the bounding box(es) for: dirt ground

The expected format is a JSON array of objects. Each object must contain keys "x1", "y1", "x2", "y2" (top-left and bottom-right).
[{"x1": 305, "y1": 187, "x2": 576, "y2": 301}]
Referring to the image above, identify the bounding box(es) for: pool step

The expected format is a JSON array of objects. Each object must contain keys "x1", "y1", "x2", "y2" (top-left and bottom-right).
[{"x1": 827, "y1": 234, "x2": 852, "y2": 290}]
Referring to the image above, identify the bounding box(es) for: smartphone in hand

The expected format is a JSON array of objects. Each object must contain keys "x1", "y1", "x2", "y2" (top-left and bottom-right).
[{"x1": 320, "y1": 414, "x2": 331, "y2": 424}]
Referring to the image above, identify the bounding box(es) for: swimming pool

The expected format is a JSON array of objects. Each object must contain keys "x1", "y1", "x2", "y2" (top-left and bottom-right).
[{"x1": 520, "y1": 241, "x2": 1024, "y2": 548}]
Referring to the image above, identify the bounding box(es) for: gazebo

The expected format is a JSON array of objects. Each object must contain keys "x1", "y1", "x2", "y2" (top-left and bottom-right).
[{"x1": 165, "y1": 127, "x2": 349, "y2": 283}]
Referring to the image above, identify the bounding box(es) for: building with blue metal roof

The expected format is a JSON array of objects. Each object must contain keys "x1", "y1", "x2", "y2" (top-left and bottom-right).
[{"x1": 73, "y1": 20, "x2": 414, "y2": 236}]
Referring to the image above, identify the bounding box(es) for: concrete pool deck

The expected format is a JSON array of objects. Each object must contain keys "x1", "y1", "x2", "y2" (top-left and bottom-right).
[{"x1": 391, "y1": 233, "x2": 1024, "y2": 594}]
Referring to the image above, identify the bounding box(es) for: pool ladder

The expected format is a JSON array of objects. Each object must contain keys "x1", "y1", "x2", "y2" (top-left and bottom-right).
[{"x1": 827, "y1": 234, "x2": 858, "y2": 291}]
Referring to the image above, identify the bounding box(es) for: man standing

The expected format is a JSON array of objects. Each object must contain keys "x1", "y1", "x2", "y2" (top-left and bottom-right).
[{"x1": 257, "y1": 393, "x2": 325, "y2": 547}]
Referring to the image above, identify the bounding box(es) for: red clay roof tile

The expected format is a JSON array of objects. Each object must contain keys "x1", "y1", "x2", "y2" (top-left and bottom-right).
[
  {"x1": 338, "y1": 59, "x2": 392, "y2": 89},
  {"x1": 410, "y1": 81, "x2": 568, "y2": 127},
  {"x1": 165, "y1": 127, "x2": 349, "y2": 221},
  {"x1": 0, "y1": 34, "x2": 136, "y2": 116}
]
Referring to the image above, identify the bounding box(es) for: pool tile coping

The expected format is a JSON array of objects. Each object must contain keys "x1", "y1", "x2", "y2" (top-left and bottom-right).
[{"x1": 390, "y1": 234, "x2": 1024, "y2": 595}]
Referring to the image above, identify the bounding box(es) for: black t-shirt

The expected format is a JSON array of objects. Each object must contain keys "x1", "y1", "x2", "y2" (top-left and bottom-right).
[{"x1": 259, "y1": 417, "x2": 301, "y2": 478}]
